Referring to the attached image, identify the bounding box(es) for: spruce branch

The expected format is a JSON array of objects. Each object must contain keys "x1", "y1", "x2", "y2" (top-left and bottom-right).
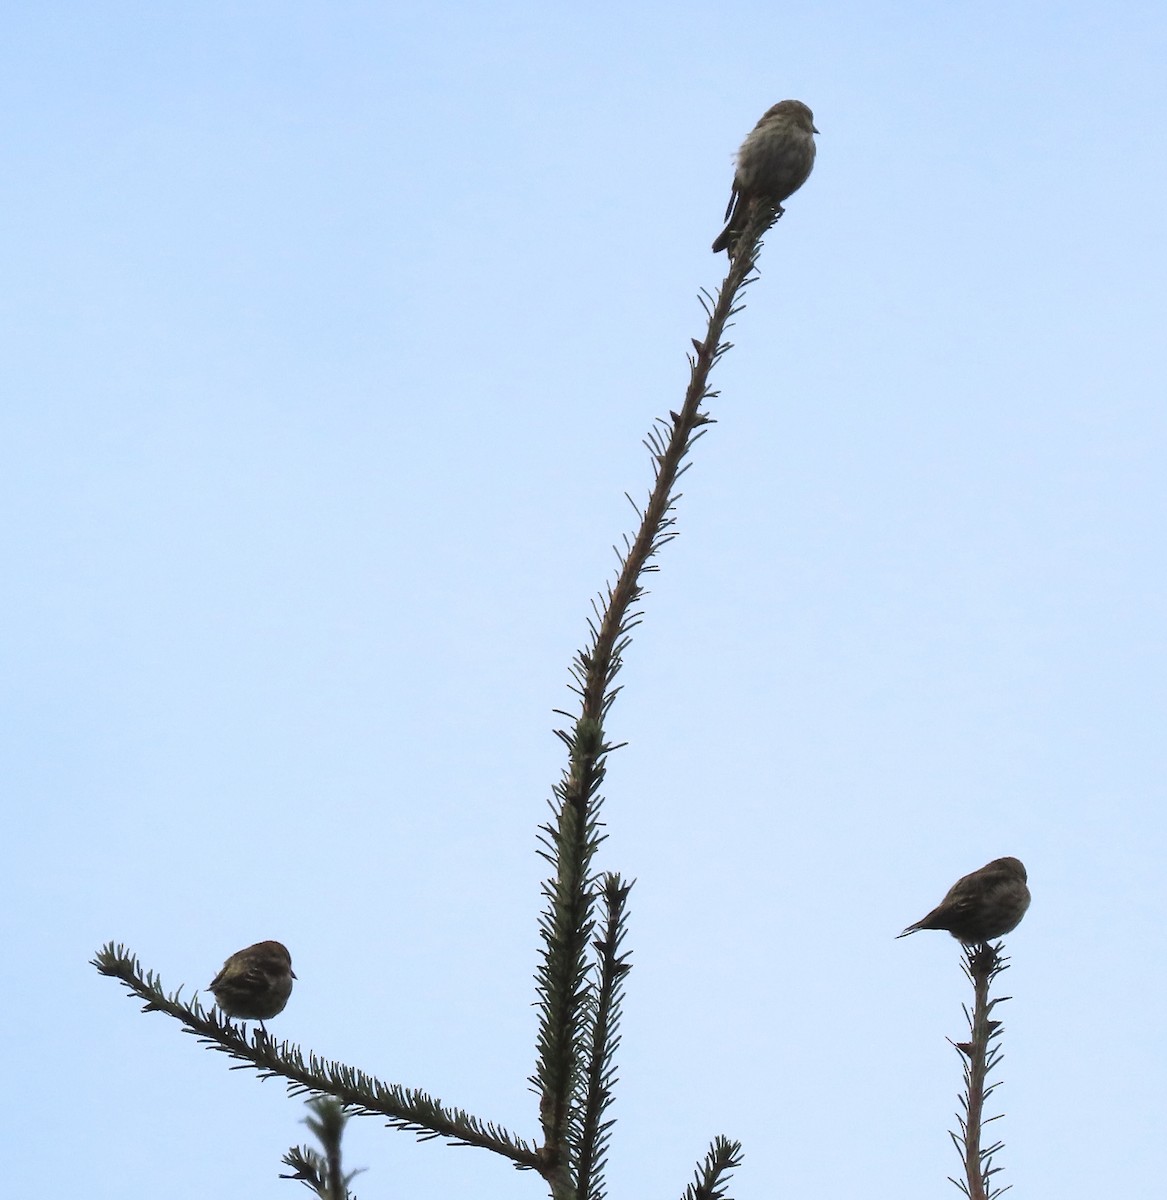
[
  {"x1": 92, "y1": 943, "x2": 541, "y2": 1170},
  {"x1": 532, "y1": 719, "x2": 609, "y2": 1196},
  {"x1": 575, "y1": 874, "x2": 633, "y2": 1200},
  {"x1": 948, "y1": 942, "x2": 1014, "y2": 1200},
  {"x1": 680, "y1": 1136, "x2": 744, "y2": 1200},
  {"x1": 281, "y1": 1097, "x2": 363, "y2": 1200},
  {"x1": 531, "y1": 204, "x2": 781, "y2": 1196},
  {"x1": 94, "y1": 185, "x2": 795, "y2": 1200}
]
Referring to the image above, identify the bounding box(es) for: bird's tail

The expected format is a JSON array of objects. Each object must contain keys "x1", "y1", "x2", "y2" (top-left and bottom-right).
[{"x1": 711, "y1": 223, "x2": 735, "y2": 254}]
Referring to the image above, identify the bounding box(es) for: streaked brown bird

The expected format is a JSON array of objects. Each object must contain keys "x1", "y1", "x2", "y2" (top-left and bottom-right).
[
  {"x1": 897, "y1": 857, "x2": 1031, "y2": 943},
  {"x1": 712, "y1": 99, "x2": 818, "y2": 255},
  {"x1": 208, "y1": 939, "x2": 296, "y2": 1020}
]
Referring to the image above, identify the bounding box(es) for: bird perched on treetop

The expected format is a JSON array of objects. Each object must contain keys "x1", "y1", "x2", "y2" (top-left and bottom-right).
[
  {"x1": 897, "y1": 857, "x2": 1031, "y2": 943},
  {"x1": 208, "y1": 940, "x2": 296, "y2": 1021},
  {"x1": 712, "y1": 99, "x2": 818, "y2": 255}
]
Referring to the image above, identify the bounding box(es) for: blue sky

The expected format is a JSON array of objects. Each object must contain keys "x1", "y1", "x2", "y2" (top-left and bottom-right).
[{"x1": 4, "y1": 3, "x2": 1166, "y2": 1197}]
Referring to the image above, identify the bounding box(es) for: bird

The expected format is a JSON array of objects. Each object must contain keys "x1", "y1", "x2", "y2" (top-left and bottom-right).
[
  {"x1": 712, "y1": 100, "x2": 818, "y2": 255},
  {"x1": 897, "y1": 857, "x2": 1031, "y2": 943},
  {"x1": 208, "y1": 940, "x2": 296, "y2": 1021}
]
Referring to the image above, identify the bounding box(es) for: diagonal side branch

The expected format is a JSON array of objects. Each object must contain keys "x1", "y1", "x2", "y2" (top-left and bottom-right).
[{"x1": 93, "y1": 943, "x2": 541, "y2": 1170}]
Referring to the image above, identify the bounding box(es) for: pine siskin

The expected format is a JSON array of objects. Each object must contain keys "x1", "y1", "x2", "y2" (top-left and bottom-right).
[
  {"x1": 712, "y1": 99, "x2": 818, "y2": 255},
  {"x1": 897, "y1": 857, "x2": 1031, "y2": 943},
  {"x1": 208, "y1": 940, "x2": 296, "y2": 1020}
]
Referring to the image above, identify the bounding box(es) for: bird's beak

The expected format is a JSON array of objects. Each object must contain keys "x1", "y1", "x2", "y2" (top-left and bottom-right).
[{"x1": 812, "y1": 124, "x2": 820, "y2": 134}]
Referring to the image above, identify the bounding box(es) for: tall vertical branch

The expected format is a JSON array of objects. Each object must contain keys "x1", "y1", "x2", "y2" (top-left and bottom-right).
[
  {"x1": 530, "y1": 207, "x2": 785, "y2": 1199},
  {"x1": 950, "y1": 943, "x2": 1013, "y2": 1200}
]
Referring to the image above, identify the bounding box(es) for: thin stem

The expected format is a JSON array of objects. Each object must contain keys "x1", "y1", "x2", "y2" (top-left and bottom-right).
[
  {"x1": 577, "y1": 208, "x2": 775, "y2": 731},
  {"x1": 950, "y1": 943, "x2": 1012, "y2": 1200}
]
